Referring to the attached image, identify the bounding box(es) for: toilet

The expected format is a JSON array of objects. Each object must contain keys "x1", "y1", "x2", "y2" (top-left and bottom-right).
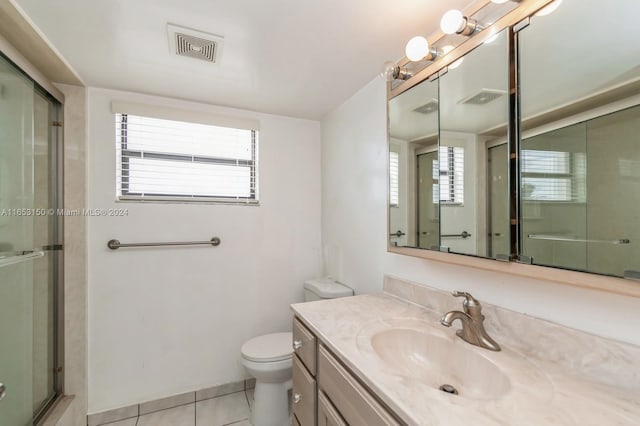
[{"x1": 241, "y1": 278, "x2": 353, "y2": 426}]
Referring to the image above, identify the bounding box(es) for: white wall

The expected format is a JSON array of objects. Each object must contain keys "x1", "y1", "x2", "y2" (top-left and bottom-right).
[
  {"x1": 87, "y1": 88, "x2": 322, "y2": 413},
  {"x1": 320, "y1": 77, "x2": 640, "y2": 347}
]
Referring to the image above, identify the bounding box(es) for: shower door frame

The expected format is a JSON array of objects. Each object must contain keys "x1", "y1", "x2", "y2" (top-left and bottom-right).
[{"x1": 38, "y1": 81, "x2": 65, "y2": 423}]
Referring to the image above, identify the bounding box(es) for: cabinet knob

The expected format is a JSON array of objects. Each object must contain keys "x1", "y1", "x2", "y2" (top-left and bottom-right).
[
  {"x1": 293, "y1": 393, "x2": 302, "y2": 404},
  {"x1": 293, "y1": 340, "x2": 303, "y2": 350},
  {"x1": 0, "y1": 383, "x2": 6, "y2": 401}
]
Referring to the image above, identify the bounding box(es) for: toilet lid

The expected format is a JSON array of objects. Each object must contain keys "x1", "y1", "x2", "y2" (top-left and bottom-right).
[{"x1": 241, "y1": 332, "x2": 293, "y2": 362}]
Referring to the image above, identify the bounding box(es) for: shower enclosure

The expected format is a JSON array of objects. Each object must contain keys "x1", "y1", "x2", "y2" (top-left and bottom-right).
[
  {"x1": 0, "y1": 53, "x2": 63, "y2": 424},
  {"x1": 520, "y1": 105, "x2": 639, "y2": 277}
]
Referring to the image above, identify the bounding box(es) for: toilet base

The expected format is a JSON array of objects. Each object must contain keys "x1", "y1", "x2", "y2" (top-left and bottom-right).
[{"x1": 250, "y1": 380, "x2": 291, "y2": 426}]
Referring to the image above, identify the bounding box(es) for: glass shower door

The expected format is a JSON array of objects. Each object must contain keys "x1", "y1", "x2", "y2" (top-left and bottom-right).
[
  {"x1": 488, "y1": 144, "x2": 509, "y2": 258},
  {"x1": 520, "y1": 123, "x2": 588, "y2": 271},
  {"x1": 417, "y1": 151, "x2": 439, "y2": 249},
  {"x1": 0, "y1": 54, "x2": 61, "y2": 425},
  {"x1": 0, "y1": 53, "x2": 37, "y2": 426}
]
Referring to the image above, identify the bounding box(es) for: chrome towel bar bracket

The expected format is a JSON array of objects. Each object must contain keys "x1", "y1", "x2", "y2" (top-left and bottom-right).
[{"x1": 107, "y1": 237, "x2": 221, "y2": 250}]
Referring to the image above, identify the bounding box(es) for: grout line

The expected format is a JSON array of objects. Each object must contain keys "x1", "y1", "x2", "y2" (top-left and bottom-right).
[
  {"x1": 223, "y1": 420, "x2": 249, "y2": 426},
  {"x1": 194, "y1": 400, "x2": 197, "y2": 426},
  {"x1": 141, "y1": 400, "x2": 197, "y2": 417},
  {"x1": 198, "y1": 389, "x2": 247, "y2": 404}
]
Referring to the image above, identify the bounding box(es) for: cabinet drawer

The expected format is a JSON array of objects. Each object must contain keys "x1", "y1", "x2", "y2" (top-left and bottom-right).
[
  {"x1": 318, "y1": 345, "x2": 400, "y2": 426},
  {"x1": 293, "y1": 318, "x2": 316, "y2": 375},
  {"x1": 293, "y1": 354, "x2": 316, "y2": 426},
  {"x1": 318, "y1": 391, "x2": 347, "y2": 426}
]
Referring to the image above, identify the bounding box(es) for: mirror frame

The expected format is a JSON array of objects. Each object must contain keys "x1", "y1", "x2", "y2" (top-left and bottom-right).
[{"x1": 386, "y1": 0, "x2": 640, "y2": 298}]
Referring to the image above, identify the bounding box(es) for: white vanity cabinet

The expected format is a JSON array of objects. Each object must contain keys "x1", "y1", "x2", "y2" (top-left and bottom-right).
[
  {"x1": 292, "y1": 318, "x2": 317, "y2": 425},
  {"x1": 292, "y1": 317, "x2": 402, "y2": 426},
  {"x1": 317, "y1": 391, "x2": 346, "y2": 426}
]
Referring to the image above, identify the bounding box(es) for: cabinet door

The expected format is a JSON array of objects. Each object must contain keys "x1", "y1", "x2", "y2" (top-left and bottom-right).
[
  {"x1": 293, "y1": 318, "x2": 317, "y2": 375},
  {"x1": 318, "y1": 345, "x2": 400, "y2": 426},
  {"x1": 318, "y1": 391, "x2": 347, "y2": 426},
  {"x1": 292, "y1": 355, "x2": 316, "y2": 426}
]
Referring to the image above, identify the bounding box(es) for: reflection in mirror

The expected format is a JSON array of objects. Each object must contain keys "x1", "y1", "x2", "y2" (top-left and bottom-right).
[
  {"x1": 438, "y1": 29, "x2": 510, "y2": 258},
  {"x1": 388, "y1": 78, "x2": 439, "y2": 249},
  {"x1": 519, "y1": 0, "x2": 640, "y2": 278}
]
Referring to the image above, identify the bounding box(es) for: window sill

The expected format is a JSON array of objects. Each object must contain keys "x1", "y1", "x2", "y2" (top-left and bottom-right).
[{"x1": 116, "y1": 196, "x2": 260, "y2": 206}]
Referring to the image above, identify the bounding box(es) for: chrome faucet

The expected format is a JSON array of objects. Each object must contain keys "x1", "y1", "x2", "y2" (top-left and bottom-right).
[{"x1": 441, "y1": 291, "x2": 501, "y2": 351}]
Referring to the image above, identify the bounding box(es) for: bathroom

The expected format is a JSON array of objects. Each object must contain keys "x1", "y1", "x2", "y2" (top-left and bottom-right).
[{"x1": 0, "y1": 0, "x2": 639, "y2": 425}]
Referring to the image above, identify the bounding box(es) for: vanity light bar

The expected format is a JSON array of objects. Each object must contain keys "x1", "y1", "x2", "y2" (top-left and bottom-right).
[
  {"x1": 392, "y1": 0, "x2": 547, "y2": 83},
  {"x1": 402, "y1": 1, "x2": 502, "y2": 70},
  {"x1": 389, "y1": 0, "x2": 557, "y2": 92}
]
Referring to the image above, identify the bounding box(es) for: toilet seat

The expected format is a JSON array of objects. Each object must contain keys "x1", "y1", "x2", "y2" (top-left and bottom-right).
[{"x1": 241, "y1": 332, "x2": 293, "y2": 363}]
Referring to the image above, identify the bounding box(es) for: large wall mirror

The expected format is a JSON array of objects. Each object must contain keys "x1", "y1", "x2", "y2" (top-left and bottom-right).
[
  {"x1": 388, "y1": 28, "x2": 510, "y2": 259},
  {"x1": 388, "y1": 0, "x2": 640, "y2": 290},
  {"x1": 518, "y1": 0, "x2": 640, "y2": 278},
  {"x1": 439, "y1": 28, "x2": 509, "y2": 258},
  {"x1": 389, "y1": 77, "x2": 439, "y2": 250}
]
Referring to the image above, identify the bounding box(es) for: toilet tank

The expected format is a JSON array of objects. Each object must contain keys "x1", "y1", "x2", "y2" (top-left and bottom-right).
[{"x1": 304, "y1": 278, "x2": 353, "y2": 302}]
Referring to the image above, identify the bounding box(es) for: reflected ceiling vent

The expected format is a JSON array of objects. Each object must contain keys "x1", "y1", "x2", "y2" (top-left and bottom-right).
[
  {"x1": 459, "y1": 89, "x2": 506, "y2": 105},
  {"x1": 167, "y1": 24, "x2": 224, "y2": 63},
  {"x1": 414, "y1": 99, "x2": 439, "y2": 114}
]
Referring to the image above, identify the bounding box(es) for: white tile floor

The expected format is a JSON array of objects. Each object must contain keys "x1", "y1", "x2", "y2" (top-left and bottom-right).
[{"x1": 103, "y1": 389, "x2": 254, "y2": 426}]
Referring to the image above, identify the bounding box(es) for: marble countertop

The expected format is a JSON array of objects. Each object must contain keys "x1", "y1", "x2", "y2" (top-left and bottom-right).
[{"x1": 291, "y1": 288, "x2": 640, "y2": 426}]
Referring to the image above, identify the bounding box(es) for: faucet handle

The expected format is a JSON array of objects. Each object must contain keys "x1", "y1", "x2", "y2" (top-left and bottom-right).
[{"x1": 451, "y1": 291, "x2": 482, "y2": 315}]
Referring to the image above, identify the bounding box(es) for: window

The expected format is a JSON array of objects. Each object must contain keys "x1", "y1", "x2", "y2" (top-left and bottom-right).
[
  {"x1": 115, "y1": 113, "x2": 258, "y2": 203},
  {"x1": 521, "y1": 149, "x2": 585, "y2": 202},
  {"x1": 389, "y1": 151, "x2": 399, "y2": 207},
  {"x1": 435, "y1": 146, "x2": 464, "y2": 204}
]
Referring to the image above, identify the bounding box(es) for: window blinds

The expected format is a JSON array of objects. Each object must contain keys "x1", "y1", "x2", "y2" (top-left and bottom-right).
[
  {"x1": 389, "y1": 151, "x2": 399, "y2": 207},
  {"x1": 438, "y1": 146, "x2": 464, "y2": 204},
  {"x1": 521, "y1": 149, "x2": 585, "y2": 202},
  {"x1": 115, "y1": 113, "x2": 258, "y2": 203}
]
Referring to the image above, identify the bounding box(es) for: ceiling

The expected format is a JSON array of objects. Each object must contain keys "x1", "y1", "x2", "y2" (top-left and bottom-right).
[{"x1": 11, "y1": 0, "x2": 471, "y2": 120}]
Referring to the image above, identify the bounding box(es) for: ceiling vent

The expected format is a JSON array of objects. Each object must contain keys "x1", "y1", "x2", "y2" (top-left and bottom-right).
[
  {"x1": 414, "y1": 99, "x2": 439, "y2": 114},
  {"x1": 167, "y1": 24, "x2": 224, "y2": 64},
  {"x1": 459, "y1": 89, "x2": 506, "y2": 105}
]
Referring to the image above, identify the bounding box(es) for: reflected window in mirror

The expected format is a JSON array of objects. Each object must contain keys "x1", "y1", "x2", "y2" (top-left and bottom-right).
[
  {"x1": 389, "y1": 150, "x2": 399, "y2": 207},
  {"x1": 518, "y1": 0, "x2": 640, "y2": 278},
  {"x1": 438, "y1": 146, "x2": 464, "y2": 205}
]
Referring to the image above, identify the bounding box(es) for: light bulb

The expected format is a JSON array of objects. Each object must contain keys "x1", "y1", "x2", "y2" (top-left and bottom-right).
[
  {"x1": 405, "y1": 36, "x2": 429, "y2": 62},
  {"x1": 535, "y1": 0, "x2": 562, "y2": 17},
  {"x1": 441, "y1": 10, "x2": 465, "y2": 34}
]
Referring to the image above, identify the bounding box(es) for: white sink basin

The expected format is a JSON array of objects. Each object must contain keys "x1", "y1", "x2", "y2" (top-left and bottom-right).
[{"x1": 370, "y1": 327, "x2": 511, "y2": 400}]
